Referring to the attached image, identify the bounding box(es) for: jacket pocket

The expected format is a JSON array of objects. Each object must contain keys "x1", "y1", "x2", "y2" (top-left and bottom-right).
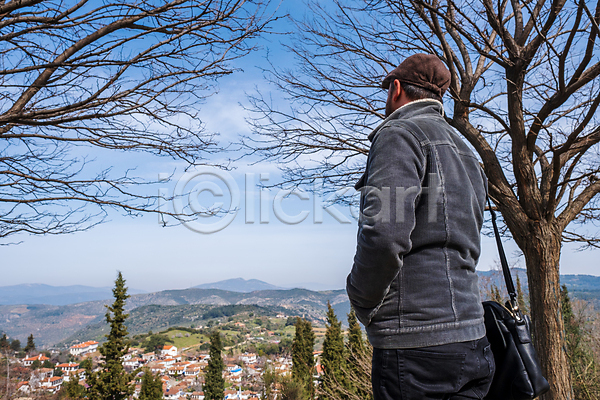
[{"x1": 351, "y1": 303, "x2": 376, "y2": 327}]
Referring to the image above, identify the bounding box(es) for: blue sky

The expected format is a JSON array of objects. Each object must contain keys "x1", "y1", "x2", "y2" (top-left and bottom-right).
[{"x1": 2, "y1": 0, "x2": 599, "y2": 292}]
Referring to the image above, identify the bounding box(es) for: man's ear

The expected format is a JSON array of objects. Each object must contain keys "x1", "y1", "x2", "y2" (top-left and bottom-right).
[{"x1": 391, "y1": 79, "x2": 402, "y2": 102}]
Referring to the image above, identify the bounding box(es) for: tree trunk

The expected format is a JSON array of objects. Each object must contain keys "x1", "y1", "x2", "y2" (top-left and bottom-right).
[{"x1": 521, "y1": 222, "x2": 572, "y2": 400}]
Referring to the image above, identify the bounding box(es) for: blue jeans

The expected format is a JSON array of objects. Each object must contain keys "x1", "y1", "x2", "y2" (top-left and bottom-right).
[{"x1": 372, "y1": 337, "x2": 495, "y2": 400}]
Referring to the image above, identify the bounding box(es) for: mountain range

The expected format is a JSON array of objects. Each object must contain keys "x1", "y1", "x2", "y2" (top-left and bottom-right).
[
  {"x1": 193, "y1": 278, "x2": 286, "y2": 292},
  {"x1": 3, "y1": 273, "x2": 600, "y2": 348},
  {"x1": 0, "y1": 286, "x2": 349, "y2": 347},
  {"x1": 0, "y1": 278, "x2": 328, "y2": 306},
  {"x1": 0, "y1": 283, "x2": 146, "y2": 306}
]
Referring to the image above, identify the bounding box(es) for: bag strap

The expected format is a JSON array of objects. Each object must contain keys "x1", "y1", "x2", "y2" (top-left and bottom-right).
[{"x1": 487, "y1": 197, "x2": 522, "y2": 318}]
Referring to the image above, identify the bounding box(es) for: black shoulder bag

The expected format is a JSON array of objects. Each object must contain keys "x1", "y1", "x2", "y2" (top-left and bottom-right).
[{"x1": 483, "y1": 198, "x2": 550, "y2": 400}]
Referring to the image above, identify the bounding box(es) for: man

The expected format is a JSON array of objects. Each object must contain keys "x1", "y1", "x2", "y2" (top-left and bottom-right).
[{"x1": 347, "y1": 54, "x2": 494, "y2": 399}]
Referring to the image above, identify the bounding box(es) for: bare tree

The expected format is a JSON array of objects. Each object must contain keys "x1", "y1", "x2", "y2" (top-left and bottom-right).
[
  {"x1": 247, "y1": 0, "x2": 600, "y2": 398},
  {"x1": 0, "y1": 0, "x2": 271, "y2": 241}
]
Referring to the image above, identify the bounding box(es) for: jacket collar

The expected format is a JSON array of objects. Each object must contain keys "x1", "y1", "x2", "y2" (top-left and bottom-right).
[{"x1": 368, "y1": 99, "x2": 445, "y2": 142}]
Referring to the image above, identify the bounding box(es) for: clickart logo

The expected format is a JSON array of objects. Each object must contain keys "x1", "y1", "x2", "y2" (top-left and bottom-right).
[
  {"x1": 158, "y1": 167, "x2": 441, "y2": 234},
  {"x1": 158, "y1": 168, "x2": 357, "y2": 234}
]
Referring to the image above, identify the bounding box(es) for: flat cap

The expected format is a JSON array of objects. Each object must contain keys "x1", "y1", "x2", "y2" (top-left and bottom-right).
[{"x1": 382, "y1": 53, "x2": 451, "y2": 98}]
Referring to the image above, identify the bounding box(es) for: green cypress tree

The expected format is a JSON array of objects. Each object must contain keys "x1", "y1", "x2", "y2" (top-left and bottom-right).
[
  {"x1": 281, "y1": 375, "x2": 306, "y2": 400},
  {"x1": 0, "y1": 334, "x2": 8, "y2": 353},
  {"x1": 261, "y1": 367, "x2": 277, "y2": 400},
  {"x1": 204, "y1": 330, "x2": 225, "y2": 400},
  {"x1": 292, "y1": 318, "x2": 307, "y2": 381},
  {"x1": 516, "y1": 275, "x2": 529, "y2": 314},
  {"x1": 320, "y1": 303, "x2": 346, "y2": 399},
  {"x1": 344, "y1": 308, "x2": 372, "y2": 400},
  {"x1": 10, "y1": 339, "x2": 21, "y2": 352},
  {"x1": 490, "y1": 283, "x2": 503, "y2": 303},
  {"x1": 292, "y1": 317, "x2": 315, "y2": 399},
  {"x1": 86, "y1": 271, "x2": 135, "y2": 400},
  {"x1": 64, "y1": 374, "x2": 86, "y2": 399},
  {"x1": 23, "y1": 334, "x2": 35, "y2": 354},
  {"x1": 561, "y1": 285, "x2": 600, "y2": 398},
  {"x1": 139, "y1": 368, "x2": 163, "y2": 400},
  {"x1": 346, "y1": 309, "x2": 363, "y2": 356},
  {"x1": 303, "y1": 318, "x2": 315, "y2": 390},
  {"x1": 79, "y1": 358, "x2": 93, "y2": 370}
]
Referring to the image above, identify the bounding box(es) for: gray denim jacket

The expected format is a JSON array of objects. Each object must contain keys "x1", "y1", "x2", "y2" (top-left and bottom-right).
[{"x1": 347, "y1": 99, "x2": 487, "y2": 349}]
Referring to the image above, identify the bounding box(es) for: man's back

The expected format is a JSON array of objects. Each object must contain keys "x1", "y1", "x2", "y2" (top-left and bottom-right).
[
  {"x1": 347, "y1": 53, "x2": 494, "y2": 400},
  {"x1": 348, "y1": 99, "x2": 487, "y2": 349}
]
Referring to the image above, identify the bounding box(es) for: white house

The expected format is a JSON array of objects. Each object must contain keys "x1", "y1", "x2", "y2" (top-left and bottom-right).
[
  {"x1": 22, "y1": 354, "x2": 50, "y2": 366},
  {"x1": 161, "y1": 345, "x2": 178, "y2": 358},
  {"x1": 240, "y1": 353, "x2": 257, "y2": 364},
  {"x1": 124, "y1": 357, "x2": 144, "y2": 369},
  {"x1": 41, "y1": 376, "x2": 63, "y2": 391},
  {"x1": 69, "y1": 341, "x2": 99, "y2": 356},
  {"x1": 56, "y1": 363, "x2": 79, "y2": 373}
]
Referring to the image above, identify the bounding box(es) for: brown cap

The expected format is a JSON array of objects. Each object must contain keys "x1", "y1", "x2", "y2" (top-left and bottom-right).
[{"x1": 381, "y1": 54, "x2": 451, "y2": 98}]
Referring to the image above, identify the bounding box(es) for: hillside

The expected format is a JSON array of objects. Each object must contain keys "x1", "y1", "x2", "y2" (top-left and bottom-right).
[
  {"x1": 0, "y1": 287, "x2": 349, "y2": 347},
  {"x1": 479, "y1": 269, "x2": 600, "y2": 307},
  {"x1": 60, "y1": 304, "x2": 285, "y2": 346}
]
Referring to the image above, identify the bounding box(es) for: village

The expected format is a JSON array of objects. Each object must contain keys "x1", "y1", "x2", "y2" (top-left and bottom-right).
[{"x1": 8, "y1": 325, "x2": 326, "y2": 400}]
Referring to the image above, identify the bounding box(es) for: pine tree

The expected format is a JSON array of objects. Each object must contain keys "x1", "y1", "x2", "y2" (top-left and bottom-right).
[
  {"x1": 562, "y1": 285, "x2": 583, "y2": 357},
  {"x1": 346, "y1": 309, "x2": 365, "y2": 396},
  {"x1": 23, "y1": 334, "x2": 35, "y2": 354},
  {"x1": 292, "y1": 317, "x2": 315, "y2": 399},
  {"x1": 516, "y1": 275, "x2": 529, "y2": 315},
  {"x1": 345, "y1": 309, "x2": 373, "y2": 400},
  {"x1": 0, "y1": 334, "x2": 8, "y2": 353},
  {"x1": 204, "y1": 330, "x2": 225, "y2": 400},
  {"x1": 346, "y1": 309, "x2": 363, "y2": 357},
  {"x1": 79, "y1": 358, "x2": 93, "y2": 370},
  {"x1": 261, "y1": 368, "x2": 277, "y2": 400},
  {"x1": 560, "y1": 285, "x2": 600, "y2": 398},
  {"x1": 64, "y1": 374, "x2": 86, "y2": 399},
  {"x1": 292, "y1": 318, "x2": 306, "y2": 382},
  {"x1": 86, "y1": 271, "x2": 135, "y2": 400},
  {"x1": 490, "y1": 283, "x2": 503, "y2": 303},
  {"x1": 281, "y1": 375, "x2": 306, "y2": 400},
  {"x1": 10, "y1": 339, "x2": 21, "y2": 352},
  {"x1": 319, "y1": 303, "x2": 346, "y2": 399},
  {"x1": 139, "y1": 368, "x2": 163, "y2": 400}
]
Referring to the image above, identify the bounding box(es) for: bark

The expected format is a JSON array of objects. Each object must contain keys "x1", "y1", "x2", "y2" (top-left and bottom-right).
[{"x1": 518, "y1": 221, "x2": 572, "y2": 400}]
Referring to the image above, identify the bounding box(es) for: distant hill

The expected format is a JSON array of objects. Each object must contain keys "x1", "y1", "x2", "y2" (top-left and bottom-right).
[
  {"x1": 193, "y1": 278, "x2": 341, "y2": 292},
  {"x1": 0, "y1": 287, "x2": 349, "y2": 347},
  {"x1": 7, "y1": 270, "x2": 600, "y2": 349},
  {"x1": 61, "y1": 304, "x2": 284, "y2": 346},
  {"x1": 0, "y1": 284, "x2": 146, "y2": 306},
  {"x1": 478, "y1": 268, "x2": 600, "y2": 307},
  {"x1": 193, "y1": 278, "x2": 285, "y2": 292}
]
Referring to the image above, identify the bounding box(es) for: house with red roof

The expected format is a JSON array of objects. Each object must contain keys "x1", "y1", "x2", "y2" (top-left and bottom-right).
[
  {"x1": 69, "y1": 341, "x2": 99, "y2": 356},
  {"x1": 41, "y1": 376, "x2": 63, "y2": 392},
  {"x1": 22, "y1": 354, "x2": 50, "y2": 366},
  {"x1": 189, "y1": 391, "x2": 204, "y2": 400},
  {"x1": 161, "y1": 345, "x2": 178, "y2": 358},
  {"x1": 56, "y1": 363, "x2": 79, "y2": 373},
  {"x1": 17, "y1": 381, "x2": 30, "y2": 393}
]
